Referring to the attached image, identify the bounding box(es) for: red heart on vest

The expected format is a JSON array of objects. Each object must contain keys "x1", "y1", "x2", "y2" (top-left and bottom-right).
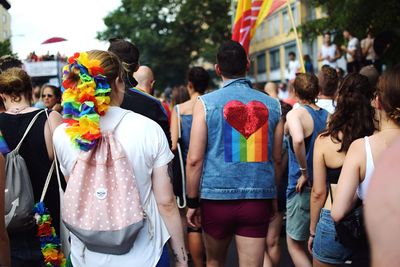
[{"x1": 223, "y1": 100, "x2": 269, "y2": 139}]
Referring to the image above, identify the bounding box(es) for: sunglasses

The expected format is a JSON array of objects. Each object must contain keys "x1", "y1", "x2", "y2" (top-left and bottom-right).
[{"x1": 42, "y1": 94, "x2": 54, "y2": 98}]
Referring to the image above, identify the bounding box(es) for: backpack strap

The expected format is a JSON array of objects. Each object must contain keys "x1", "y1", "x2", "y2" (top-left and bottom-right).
[
  {"x1": 111, "y1": 110, "x2": 132, "y2": 133},
  {"x1": 175, "y1": 105, "x2": 186, "y2": 208},
  {"x1": 40, "y1": 109, "x2": 62, "y2": 202},
  {"x1": 176, "y1": 105, "x2": 182, "y2": 139},
  {"x1": 14, "y1": 109, "x2": 45, "y2": 153}
]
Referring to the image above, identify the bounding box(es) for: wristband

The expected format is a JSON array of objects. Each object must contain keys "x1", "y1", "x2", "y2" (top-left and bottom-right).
[
  {"x1": 300, "y1": 167, "x2": 307, "y2": 172},
  {"x1": 186, "y1": 196, "x2": 200, "y2": 209},
  {"x1": 310, "y1": 233, "x2": 315, "y2": 238}
]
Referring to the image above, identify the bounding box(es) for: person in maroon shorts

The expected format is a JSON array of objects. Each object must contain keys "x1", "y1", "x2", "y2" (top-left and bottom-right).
[{"x1": 186, "y1": 40, "x2": 283, "y2": 267}]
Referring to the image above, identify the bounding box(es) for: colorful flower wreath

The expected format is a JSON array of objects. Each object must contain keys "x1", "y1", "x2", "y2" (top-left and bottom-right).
[
  {"x1": 33, "y1": 202, "x2": 66, "y2": 267},
  {"x1": 61, "y1": 52, "x2": 111, "y2": 151}
]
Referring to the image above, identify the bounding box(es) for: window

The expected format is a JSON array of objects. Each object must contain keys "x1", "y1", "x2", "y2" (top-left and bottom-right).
[
  {"x1": 255, "y1": 21, "x2": 266, "y2": 42},
  {"x1": 267, "y1": 13, "x2": 279, "y2": 37},
  {"x1": 3, "y1": 31, "x2": 7, "y2": 39},
  {"x1": 2, "y1": 15, "x2": 6, "y2": 24},
  {"x1": 282, "y1": 3, "x2": 299, "y2": 33},
  {"x1": 257, "y1": 53, "x2": 266, "y2": 73},
  {"x1": 269, "y1": 49, "x2": 280, "y2": 70}
]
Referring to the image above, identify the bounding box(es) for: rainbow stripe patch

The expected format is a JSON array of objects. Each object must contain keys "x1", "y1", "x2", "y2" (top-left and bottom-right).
[{"x1": 224, "y1": 120, "x2": 268, "y2": 162}]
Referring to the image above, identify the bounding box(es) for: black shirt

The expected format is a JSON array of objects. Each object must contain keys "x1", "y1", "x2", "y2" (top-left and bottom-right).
[{"x1": 121, "y1": 87, "x2": 171, "y2": 147}]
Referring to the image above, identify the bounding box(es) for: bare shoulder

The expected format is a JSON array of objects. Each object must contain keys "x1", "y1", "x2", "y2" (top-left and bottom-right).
[{"x1": 179, "y1": 99, "x2": 196, "y2": 115}]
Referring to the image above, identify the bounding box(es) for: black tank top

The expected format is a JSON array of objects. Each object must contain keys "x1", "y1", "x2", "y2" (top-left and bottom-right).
[
  {"x1": 0, "y1": 109, "x2": 63, "y2": 234},
  {"x1": 327, "y1": 166, "x2": 342, "y2": 184}
]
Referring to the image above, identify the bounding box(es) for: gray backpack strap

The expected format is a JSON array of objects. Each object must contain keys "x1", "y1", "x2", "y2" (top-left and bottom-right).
[
  {"x1": 40, "y1": 109, "x2": 62, "y2": 202},
  {"x1": 14, "y1": 109, "x2": 45, "y2": 153}
]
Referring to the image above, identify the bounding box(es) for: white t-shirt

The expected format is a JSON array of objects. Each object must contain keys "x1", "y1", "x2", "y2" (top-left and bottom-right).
[
  {"x1": 288, "y1": 60, "x2": 301, "y2": 81},
  {"x1": 321, "y1": 44, "x2": 338, "y2": 68},
  {"x1": 346, "y1": 37, "x2": 360, "y2": 62},
  {"x1": 316, "y1": 98, "x2": 336, "y2": 114},
  {"x1": 53, "y1": 106, "x2": 174, "y2": 267}
]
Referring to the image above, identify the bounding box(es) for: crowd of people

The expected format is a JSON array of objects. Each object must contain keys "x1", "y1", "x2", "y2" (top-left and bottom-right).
[{"x1": 0, "y1": 31, "x2": 398, "y2": 267}]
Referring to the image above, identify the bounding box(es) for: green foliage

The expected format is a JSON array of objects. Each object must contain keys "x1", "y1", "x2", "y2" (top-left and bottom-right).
[
  {"x1": 300, "y1": 0, "x2": 400, "y2": 66},
  {"x1": 0, "y1": 39, "x2": 14, "y2": 57},
  {"x1": 98, "y1": 0, "x2": 231, "y2": 89}
]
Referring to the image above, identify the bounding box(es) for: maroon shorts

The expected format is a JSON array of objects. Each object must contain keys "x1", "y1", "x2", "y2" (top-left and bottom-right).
[{"x1": 201, "y1": 199, "x2": 272, "y2": 239}]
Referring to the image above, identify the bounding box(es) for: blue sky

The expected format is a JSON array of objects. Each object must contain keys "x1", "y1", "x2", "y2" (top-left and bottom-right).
[{"x1": 9, "y1": 0, "x2": 121, "y2": 59}]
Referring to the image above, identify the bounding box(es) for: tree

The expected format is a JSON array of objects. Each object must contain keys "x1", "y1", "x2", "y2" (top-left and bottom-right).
[
  {"x1": 97, "y1": 0, "x2": 232, "y2": 90},
  {"x1": 0, "y1": 39, "x2": 13, "y2": 57},
  {"x1": 300, "y1": 0, "x2": 400, "y2": 66}
]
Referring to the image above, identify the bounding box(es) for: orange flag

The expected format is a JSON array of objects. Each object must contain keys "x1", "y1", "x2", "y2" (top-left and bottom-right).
[{"x1": 232, "y1": 0, "x2": 286, "y2": 53}]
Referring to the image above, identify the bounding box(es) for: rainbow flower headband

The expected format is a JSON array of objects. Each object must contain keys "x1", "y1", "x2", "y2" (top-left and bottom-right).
[{"x1": 61, "y1": 52, "x2": 111, "y2": 151}]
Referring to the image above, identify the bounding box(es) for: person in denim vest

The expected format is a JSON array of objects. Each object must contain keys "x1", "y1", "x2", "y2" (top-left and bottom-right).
[
  {"x1": 186, "y1": 40, "x2": 283, "y2": 267},
  {"x1": 285, "y1": 73, "x2": 328, "y2": 267}
]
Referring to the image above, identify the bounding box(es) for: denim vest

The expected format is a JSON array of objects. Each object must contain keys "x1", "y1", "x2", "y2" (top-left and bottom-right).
[
  {"x1": 287, "y1": 105, "x2": 328, "y2": 199},
  {"x1": 199, "y1": 78, "x2": 281, "y2": 200}
]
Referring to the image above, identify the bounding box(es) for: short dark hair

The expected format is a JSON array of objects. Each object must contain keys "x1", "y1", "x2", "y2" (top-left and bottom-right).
[
  {"x1": 216, "y1": 40, "x2": 247, "y2": 78},
  {"x1": 294, "y1": 73, "x2": 319, "y2": 103},
  {"x1": 288, "y1": 51, "x2": 296, "y2": 57},
  {"x1": 319, "y1": 65, "x2": 339, "y2": 97},
  {"x1": 188, "y1": 67, "x2": 209, "y2": 94},
  {"x1": 108, "y1": 38, "x2": 140, "y2": 87},
  {"x1": 0, "y1": 55, "x2": 23, "y2": 73}
]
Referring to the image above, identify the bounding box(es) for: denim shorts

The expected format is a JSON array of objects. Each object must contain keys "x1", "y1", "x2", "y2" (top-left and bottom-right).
[
  {"x1": 312, "y1": 209, "x2": 352, "y2": 264},
  {"x1": 286, "y1": 187, "x2": 311, "y2": 241}
]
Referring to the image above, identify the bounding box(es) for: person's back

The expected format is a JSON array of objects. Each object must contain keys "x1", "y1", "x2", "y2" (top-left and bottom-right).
[
  {"x1": 53, "y1": 50, "x2": 187, "y2": 267},
  {"x1": 310, "y1": 73, "x2": 375, "y2": 266},
  {"x1": 108, "y1": 39, "x2": 171, "y2": 147},
  {"x1": 186, "y1": 40, "x2": 283, "y2": 267},
  {"x1": 0, "y1": 67, "x2": 62, "y2": 267},
  {"x1": 316, "y1": 65, "x2": 339, "y2": 114},
  {"x1": 285, "y1": 73, "x2": 328, "y2": 267}
]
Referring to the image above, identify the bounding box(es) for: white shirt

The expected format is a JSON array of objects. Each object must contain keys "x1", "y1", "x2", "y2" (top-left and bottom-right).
[
  {"x1": 288, "y1": 60, "x2": 301, "y2": 81},
  {"x1": 316, "y1": 98, "x2": 336, "y2": 114},
  {"x1": 321, "y1": 44, "x2": 338, "y2": 68},
  {"x1": 53, "y1": 107, "x2": 173, "y2": 267},
  {"x1": 346, "y1": 37, "x2": 360, "y2": 62}
]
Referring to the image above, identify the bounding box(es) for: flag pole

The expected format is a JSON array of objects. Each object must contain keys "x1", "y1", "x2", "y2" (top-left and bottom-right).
[{"x1": 286, "y1": 0, "x2": 305, "y2": 73}]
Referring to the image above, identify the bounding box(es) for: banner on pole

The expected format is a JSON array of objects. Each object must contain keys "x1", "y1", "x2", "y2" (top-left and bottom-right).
[{"x1": 232, "y1": 0, "x2": 286, "y2": 53}]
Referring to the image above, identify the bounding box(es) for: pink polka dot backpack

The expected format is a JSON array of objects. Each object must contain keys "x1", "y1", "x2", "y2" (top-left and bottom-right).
[{"x1": 62, "y1": 111, "x2": 145, "y2": 255}]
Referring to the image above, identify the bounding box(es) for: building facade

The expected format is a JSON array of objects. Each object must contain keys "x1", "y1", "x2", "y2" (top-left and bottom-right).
[
  {"x1": 0, "y1": 0, "x2": 11, "y2": 42},
  {"x1": 248, "y1": 0, "x2": 323, "y2": 85}
]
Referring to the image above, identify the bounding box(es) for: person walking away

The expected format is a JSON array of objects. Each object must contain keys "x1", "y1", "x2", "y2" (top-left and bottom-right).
[
  {"x1": 331, "y1": 65, "x2": 400, "y2": 266},
  {"x1": 285, "y1": 73, "x2": 329, "y2": 267},
  {"x1": 53, "y1": 50, "x2": 187, "y2": 267},
  {"x1": 315, "y1": 65, "x2": 339, "y2": 114},
  {"x1": 186, "y1": 40, "x2": 284, "y2": 267},
  {"x1": 309, "y1": 73, "x2": 375, "y2": 267}
]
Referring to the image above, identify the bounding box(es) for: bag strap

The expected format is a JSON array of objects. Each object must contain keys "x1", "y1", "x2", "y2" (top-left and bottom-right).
[
  {"x1": 175, "y1": 105, "x2": 186, "y2": 208},
  {"x1": 328, "y1": 182, "x2": 334, "y2": 205},
  {"x1": 14, "y1": 109, "x2": 45, "y2": 152},
  {"x1": 111, "y1": 110, "x2": 131, "y2": 133},
  {"x1": 39, "y1": 109, "x2": 62, "y2": 202},
  {"x1": 176, "y1": 105, "x2": 182, "y2": 138}
]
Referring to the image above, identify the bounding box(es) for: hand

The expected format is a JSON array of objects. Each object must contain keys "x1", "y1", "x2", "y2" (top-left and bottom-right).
[
  {"x1": 308, "y1": 236, "x2": 314, "y2": 254},
  {"x1": 186, "y1": 207, "x2": 201, "y2": 228},
  {"x1": 176, "y1": 262, "x2": 189, "y2": 267},
  {"x1": 296, "y1": 174, "x2": 308, "y2": 193},
  {"x1": 340, "y1": 45, "x2": 347, "y2": 51}
]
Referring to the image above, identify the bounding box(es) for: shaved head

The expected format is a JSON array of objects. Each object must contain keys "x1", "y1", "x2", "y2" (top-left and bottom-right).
[
  {"x1": 264, "y1": 82, "x2": 278, "y2": 98},
  {"x1": 133, "y1": 66, "x2": 154, "y2": 94}
]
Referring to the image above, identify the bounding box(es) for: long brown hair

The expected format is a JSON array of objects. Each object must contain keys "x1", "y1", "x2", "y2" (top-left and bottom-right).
[
  {"x1": 377, "y1": 65, "x2": 400, "y2": 126},
  {"x1": 321, "y1": 73, "x2": 375, "y2": 152}
]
